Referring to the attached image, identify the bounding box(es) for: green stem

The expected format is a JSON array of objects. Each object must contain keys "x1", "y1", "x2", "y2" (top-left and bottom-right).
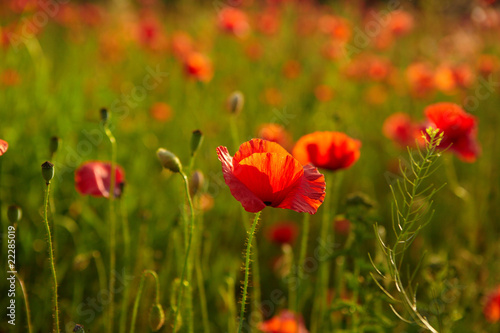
[
  {"x1": 195, "y1": 210, "x2": 211, "y2": 333},
  {"x1": 230, "y1": 116, "x2": 240, "y2": 151},
  {"x1": 285, "y1": 245, "x2": 296, "y2": 313},
  {"x1": 312, "y1": 172, "x2": 343, "y2": 332},
  {"x1": 92, "y1": 251, "x2": 107, "y2": 295},
  {"x1": 227, "y1": 276, "x2": 237, "y2": 333},
  {"x1": 0, "y1": 158, "x2": 3, "y2": 248},
  {"x1": 237, "y1": 211, "x2": 261, "y2": 333},
  {"x1": 295, "y1": 213, "x2": 310, "y2": 314},
  {"x1": 443, "y1": 155, "x2": 470, "y2": 201},
  {"x1": 119, "y1": 198, "x2": 132, "y2": 333},
  {"x1": 43, "y1": 183, "x2": 60, "y2": 333},
  {"x1": 311, "y1": 174, "x2": 333, "y2": 333},
  {"x1": 239, "y1": 207, "x2": 262, "y2": 329},
  {"x1": 443, "y1": 155, "x2": 477, "y2": 249},
  {"x1": 130, "y1": 270, "x2": 161, "y2": 332},
  {"x1": 104, "y1": 125, "x2": 117, "y2": 333},
  {"x1": 15, "y1": 273, "x2": 33, "y2": 333},
  {"x1": 173, "y1": 172, "x2": 196, "y2": 332}
]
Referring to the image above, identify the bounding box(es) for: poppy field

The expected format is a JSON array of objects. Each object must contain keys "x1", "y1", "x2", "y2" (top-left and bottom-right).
[{"x1": 1, "y1": 0, "x2": 500, "y2": 332}]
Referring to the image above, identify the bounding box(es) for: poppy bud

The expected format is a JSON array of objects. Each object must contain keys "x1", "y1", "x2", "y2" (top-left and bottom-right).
[
  {"x1": 7, "y1": 205, "x2": 22, "y2": 223},
  {"x1": 227, "y1": 91, "x2": 244, "y2": 114},
  {"x1": 41, "y1": 161, "x2": 55, "y2": 185},
  {"x1": 190, "y1": 130, "x2": 203, "y2": 156},
  {"x1": 149, "y1": 303, "x2": 165, "y2": 332},
  {"x1": 100, "y1": 107, "x2": 109, "y2": 123},
  {"x1": 189, "y1": 170, "x2": 204, "y2": 197},
  {"x1": 50, "y1": 136, "x2": 61, "y2": 156},
  {"x1": 157, "y1": 148, "x2": 182, "y2": 173}
]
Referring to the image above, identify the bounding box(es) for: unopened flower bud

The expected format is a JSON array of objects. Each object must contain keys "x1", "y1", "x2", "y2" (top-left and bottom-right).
[
  {"x1": 49, "y1": 136, "x2": 61, "y2": 156},
  {"x1": 149, "y1": 303, "x2": 165, "y2": 332},
  {"x1": 189, "y1": 170, "x2": 204, "y2": 197},
  {"x1": 100, "y1": 107, "x2": 109, "y2": 123},
  {"x1": 227, "y1": 91, "x2": 244, "y2": 114},
  {"x1": 7, "y1": 205, "x2": 22, "y2": 223},
  {"x1": 157, "y1": 148, "x2": 182, "y2": 173},
  {"x1": 41, "y1": 161, "x2": 55, "y2": 185},
  {"x1": 190, "y1": 130, "x2": 203, "y2": 156}
]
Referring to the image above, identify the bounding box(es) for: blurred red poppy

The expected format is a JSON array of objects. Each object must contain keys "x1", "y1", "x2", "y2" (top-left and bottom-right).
[
  {"x1": 484, "y1": 287, "x2": 500, "y2": 322},
  {"x1": 150, "y1": 102, "x2": 173, "y2": 122},
  {"x1": 257, "y1": 123, "x2": 293, "y2": 151},
  {"x1": 387, "y1": 10, "x2": 414, "y2": 36},
  {"x1": 314, "y1": 84, "x2": 334, "y2": 102},
  {"x1": 184, "y1": 52, "x2": 213, "y2": 82},
  {"x1": 477, "y1": 54, "x2": 499, "y2": 77},
  {"x1": 170, "y1": 31, "x2": 193, "y2": 60},
  {"x1": 424, "y1": 103, "x2": 480, "y2": 162},
  {"x1": 267, "y1": 222, "x2": 298, "y2": 245},
  {"x1": 75, "y1": 161, "x2": 125, "y2": 198},
  {"x1": 292, "y1": 132, "x2": 361, "y2": 171},
  {"x1": 0, "y1": 139, "x2": 8, "y2": 156},
  {"x1": 334, "y1": 217, "x2": 351, "y2": 236},
  {"x1": 217, "y1": 139, "x2": 325, "y2": 214},
  {"x1": 383, "y1": 112, "x2": 423, "y2": 148},
  {"x1": 258, "y1": 310, "x2": 309, "y2": 333},
  {"x1": 406, "y1": 62, "x2": 435, "y2": 98},
  {"x1": 218, "y1": 7, "x2": 250, "y2": 38}
]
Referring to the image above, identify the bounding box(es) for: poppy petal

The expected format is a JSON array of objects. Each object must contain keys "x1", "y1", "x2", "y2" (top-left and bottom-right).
[
  {"x1": 217, "y1": 146, "x2": 266, "y2": 213},
  {"x1": 234, "y1": 152, "x2": 304, "y2": 207},
  {"x1": 234, "y1": 138, "x2": 291, "y2": 164},
  {"x1": 75, "y1": 161, "x2": 124, "y2": 198},
  {"x1": 293, "y1": 132, "x2": 361, "y2": 171},
  {"x1": 278, "y1": 164, "x2": 326, "y2": 214},
  {"x1": 0, "y1": 139, "x2": 8, "y2": 156}
]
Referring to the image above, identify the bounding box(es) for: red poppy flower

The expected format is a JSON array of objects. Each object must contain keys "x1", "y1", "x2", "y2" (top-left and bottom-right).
[
  {"x1": 170, "y1": 31, "x2": 193, "y2": 60},
  {"x1": 150, "y1": 102, "x2": 173, "y2": 122},
  {"x1": 334, "y1": 217, "x2": 351, "y2": 236},
  {"x1": 184, "y1": 52, "x2": 213, "y2": 83},
  {"x1": 424, "y1": 102, "x2": 480, "y2": 162},
  {"x1": 383, "y1": 112, "x2": 423, "y2": 148},
  {"x1": 406, "y1": 62, "x2": 435, "y2": 97},
  {"x1": 75, "y1": 161, "x2": 125, "y2": 198},
  {"x1": 217, "y1": 7, "x2": 250, "y2": 38},
  {"x1": 484, "y1": 287, "x2": 500, "y2": 322},
  {"x1": 387, "y1": 10, "x2": 414, "y2": 36},
  {"x1": 257, "y1": 123, "x2": 293, "y2": 151},
  {"x1": 267, "y1": 222, "x2": 298, "y2": 245},
  {"x1": 292, "y1": 132, "x2": 361, "y2": 171},
  {"x1": 0, "y1": 139, "x2": 8, "y2": 156},
  {"x1": 217, "y1": 139, "x2": 325, "y2": 214},
  {"x1": 258, "y1": 310, "x2": 309, "y2": 333}
]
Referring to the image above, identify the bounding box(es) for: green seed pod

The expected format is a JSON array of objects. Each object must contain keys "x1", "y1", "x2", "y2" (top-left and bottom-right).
[
  {"x1": 227, "y1": 91, "x2": 244, "y2": 115},
  {"x1": 149, "y1": 303, "x2": 165, "y2": 332},
  {"x1": 7, "y1": 205, "x2": 22, "y2": 223},
  {"x1": 41, "y1": 161, "x2": 55, "y2": 185},
  {"x1": 189, "y1": 170, "x2": 204, "y2": 197},
  {"x1": 49, "y1": 136, "x2": 61, "y2": 156},
  {"x1": 157, "y1": 148, "x2": 182, "y2": 173},
  {"x1": 190, "y1": 130, "x2": 203, "y2": 156},
  {"x1": 100, "y1": 107, "x2": 109, "y2": 123}
]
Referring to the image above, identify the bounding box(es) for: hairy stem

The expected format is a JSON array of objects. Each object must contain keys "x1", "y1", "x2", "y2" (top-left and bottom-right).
[
  {"x1": 237, "y1": 211, "x2": 261, "y2": 333},
  {"x1": 104, "y1": 125, "x2": 117, "y2": 333},
  {"x1": 173, "y1": 172, "x2": 196, "y2": 332},
  {"x1": 43, "y1": 184, "x2": 60, "y2": 333}
]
